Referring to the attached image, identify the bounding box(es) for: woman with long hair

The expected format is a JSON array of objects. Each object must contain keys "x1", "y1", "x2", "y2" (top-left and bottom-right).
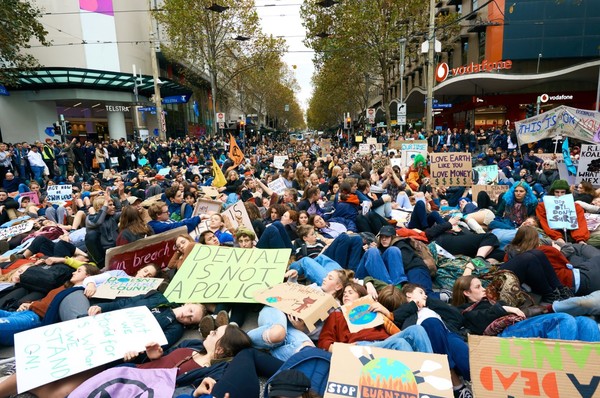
[
  {"x1": 452, "y1": 275, "x2": 599, "y2": 342},
  {"x1": 493, "y1": 181, "x2": 538, "y2": 228},
  {"x1": 116, "y1": 205, "x2": 154, "y2": 246},
  {"x1": 168, "y1": 234, "x2": 196, "y2": 270}
]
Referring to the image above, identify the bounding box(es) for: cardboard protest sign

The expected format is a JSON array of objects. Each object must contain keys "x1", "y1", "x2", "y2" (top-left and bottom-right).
[
  {"x1": 0, "y1": 221, "x2": 34, "y2": 241},
  {"x1": 165, "y1": 246, "x2": 290, "y2": 304},
  {"x1": 190, "y1": 200, "x2": 256, "y2": 240},
  {"x1": 398, "y1": 140, "x2": 428, "y2": 169},
  {"x1": 254, "y1": 282, "x2": 338, "y2": 332},
  {"x1": 19, "y1": 191, "x2": 39, "y2": 205},
  {"x1": 268, "y1": 177, "x2": 288, "y2": 195},
  {"x1": 321, "y1": 138, "x2": 331, "y2": 152},
  {"x1": 93, "y1": 277, "x2": 164, "y2": 299},
  {"x1": 472, "y1": 185, "x2": 509, "y2": 203},
  {"x1": 358, "y1": 143, "x2": 371, "y2": 154},
  {"x1": 537, "y1": 153, "x2": 564, "y2": 163},
  {"x1": 388, "y1": 139, "x2": 403, "y2": 150},
  {"x1": 430, "y1": 153, "x2": 472, "y2": 187},
  {"x1": 200, "y1": 186, "x2": 220, "y2": 199},
  {"x1": 542, "y1": 194, "x2": 578, "y2": 230},
  {"x1": 473, "y1": 165, "x2": 499, "y2": 184},
  {"x1": 469, "y1": 335, "x2": 600, "y2": 398},
  {"x1": 390, "y1": 158, "x2": 402, "y2": 168},
  {"x1": 324, "y1": 343, "x2": 453, "y2": 398},
  {"x1": 575, "y1": 144, "x2": 600, "y2": 186},
  {"x1": 14, "y1": 306, "x2": 167, "y2": 393},
  {"x1": 341, "y1": 295, "x2": 383, "y2": 333},
  {"x1": 140, "y1": 194, "x2": 163, "y2": 207},
  {"x1": 105, "y1": 226, "x2": 186, "y2": 274},
  {"x1": 192, "y1": 198, "x2": 222, "y2": 217},
  {"x1": 46, "y1": 184, "x2": 72, "y2": 205},
  {"x1": 273, "y1": 155, "x2": 288, "y2": 169},
  {"x1": 367, "y1": 137, "x2": 377, "y2": 145}
]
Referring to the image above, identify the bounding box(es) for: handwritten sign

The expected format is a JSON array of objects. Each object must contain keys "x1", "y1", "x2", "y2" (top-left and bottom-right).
[
  {"x1": 430, "y1": 152, "x2": 472, "y2": 187},
  {"x1": 472, "y1": 185, "x2": 509, "y2": 203},
  {"x1": 105, "y1": 227, "x2": 186, "y2": 274},
  {"x1": 575, "y1": 144, "x2": 600, "y2": 187},
  {"x1": 542, "y1": 194, "x2": 578, "y2": 230},
  {"x1": 341, "y1": 295, "x2": 383, "y2": 333},
  {"x1": 515, "y1": 105, "x2": 599, "y2": 145},
  {"x1": 19, "y1": 191, "x2": 39, "y2": 205},
  {"x1": 157, "y1": 167, "x2": 171, "y2": 176},
  {"x1": 190, "y1": 200, "x2": 256, "y2": 241},
  {"x1": 46, "y1": 184, "x2": 72, "y2": 205},
  {"x1": 93, "y1": 277, "x2": 164, "y2": 299},
  {"x1": 268, "y1": 177, "x2": 288, "y2": 195},
  {"x1": 199, "y1": 186, "x2": 220, "y2": 199},
  {"x1": 165, "y1": 246, "x2": 290, "y2": 304},
  {"x1": 473, "y1": 165, "x2": 499, "y2": 184},
  {"x1": 192, "y1": 198, "x2": 222, "y2": 217},
  {"x1": 324, "y1": 343, "x2": 452, "y2": 398},
  {"x1": 254, "y1": 282, "x2": 338, "y2": 332},
  {"x1": 367, "y1": 137, "x2": 377, "y2": 145},
  {"x1": 469, "y1": 335, "x2": 600, "y2": 398},
  {"x1": 273, "y1": 156, "x2": 288, "y2": 170},
  {"x1": 358, "y1": 144, "x2": 371, "y2": 154},
  {"x1": 15, "y1": 306, "x2": 167, "y2": 393},
  {"x1": 398, "y1": 140, "x2": 428, "y2": 169},
  {"x1": 321, "y1": 139, "x2": 331, "y2": 152},
  {"x1": 0, "y1": 221, "x2": 34, "y2": 241}
]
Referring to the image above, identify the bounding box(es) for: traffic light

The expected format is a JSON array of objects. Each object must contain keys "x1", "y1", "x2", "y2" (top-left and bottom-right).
[
  {"x1": 64, "y1": 121, "x2": 72, "y2": 135},
  {"x1": 525, "y1": 104, "x2": 534, "y2": 118},
  {"x1": 344, "y1": 116, "x2": 351, "y2": 129},
  {"x1": 52, "y1": 122, "x2": 62, "y2": 135}
]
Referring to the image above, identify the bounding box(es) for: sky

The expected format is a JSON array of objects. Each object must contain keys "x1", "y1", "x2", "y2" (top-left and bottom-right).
[{"x1": 255, "y1": 0, "x2": 314, "y2": 111}]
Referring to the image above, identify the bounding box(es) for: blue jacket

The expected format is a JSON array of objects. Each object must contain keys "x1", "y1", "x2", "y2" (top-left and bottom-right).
[{"x1": 148, "y1": 216, "x2": 201, "y2": 234}]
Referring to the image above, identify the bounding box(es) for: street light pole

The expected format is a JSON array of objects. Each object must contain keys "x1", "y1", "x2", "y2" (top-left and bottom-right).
[
  {"x1": 425, "y1": 0, "x2": 435, "y2": 133},
  {"x1": 398, "y1": 38, "x2": 406, "y2": 133},
  {"x1": 149, "y1": 0, "x2": 165, "y2": 140}
]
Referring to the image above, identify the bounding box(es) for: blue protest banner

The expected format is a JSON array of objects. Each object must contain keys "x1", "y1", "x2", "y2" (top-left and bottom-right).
[{"x1": 542, "y1": 194, "x2": 578, "y2": 230}]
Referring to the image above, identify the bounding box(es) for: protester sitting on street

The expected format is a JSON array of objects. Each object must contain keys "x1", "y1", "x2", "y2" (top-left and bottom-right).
[
  {"x1": 116, "y1": 204, "x2": 154, "y2": 246},
  {"x1": 492, "y1": 181, "x2": 538, "y2": 229},
  {"x1": 147, "y1": 201, "x2": 202, "y2": 234},
  {"x1": 168, "y1": 234, "x2": 196, "y2": 270},
  {"x1": 85, "y1": 189, "x2": 120, "y2": 267}
]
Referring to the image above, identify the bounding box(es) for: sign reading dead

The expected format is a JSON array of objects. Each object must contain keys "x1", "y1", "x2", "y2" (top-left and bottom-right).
[
  {"x1": 165, "y1": 246, "x2": 290, "y2": 303},
  {"x1": 469, "y1": 335, "x2": 600, "y2": 398},
  {"x1": 430, "y1": 152, "x2": 472, "y2": 186},
  {"x1": 105, "y1": 227, "x2": 186, "y2": 274}
]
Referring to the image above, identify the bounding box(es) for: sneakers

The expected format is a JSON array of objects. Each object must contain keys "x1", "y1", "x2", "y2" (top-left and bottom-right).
[
  {"x1": 454, "y1": 385, "x2": 474, "y2": 398},
  {"x1": 215, "y1": 310, "x2": 230, "y2": 327},
  {"x1": 199, "y1": 315, "x2": 216, "y2": 338}
]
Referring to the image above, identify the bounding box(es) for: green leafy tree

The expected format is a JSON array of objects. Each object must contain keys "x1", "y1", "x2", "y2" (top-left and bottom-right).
[
  {"x1": 0, "y1": 0, "x2": 49, "y2": 85},
  {"x1": 155, "y1": 0, "x2": 285, "y2": 134}
]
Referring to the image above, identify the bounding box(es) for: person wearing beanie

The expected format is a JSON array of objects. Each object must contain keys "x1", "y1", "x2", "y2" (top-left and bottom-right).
[
  {"x1": 406, "y1": 153, "x2": 430, "y2": 192},
  {"x1": 536, "y1": 179, "x2": 589, "y2": 244},
  {"x1": 268, "y1": 369, "x2": 316, "y2": 398}
]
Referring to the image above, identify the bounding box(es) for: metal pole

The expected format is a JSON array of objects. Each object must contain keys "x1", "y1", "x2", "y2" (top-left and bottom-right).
[
  {"x1": 536, "y1": 53, "x2": 542, "y2": 74},
  {"x1": 399, "y1": 38, "x2": 406, "y2": 133},
  {"x1": 149, "y1": 1, "x2": 165, "y2": 140},
  {"x1": 596, "y1": 58, "x2": 600, "y2": 112},
  {"x1": 425, "y1": 0, "x2": 435, "y2": 133}
]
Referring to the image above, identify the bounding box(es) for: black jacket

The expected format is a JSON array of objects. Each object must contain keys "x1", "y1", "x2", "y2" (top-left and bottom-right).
[
  {"x1": 392, "y1": 298, "x2": 466, "y2": 337},
  {"x1": 457, "y1": 298, "x2": 508, "y2": 335}
]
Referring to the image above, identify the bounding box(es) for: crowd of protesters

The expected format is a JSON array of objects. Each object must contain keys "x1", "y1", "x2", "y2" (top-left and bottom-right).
[{"x1": 0, "y1": 125, "x2": 599, "y2": 398}]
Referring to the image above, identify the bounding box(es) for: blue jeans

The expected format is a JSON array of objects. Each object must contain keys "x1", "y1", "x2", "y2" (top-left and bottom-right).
[
  {"x1": 247, "y1": 306, "x2": 312, "y2": 361},
  {"x1": 30, "y1": 165, "x2": 44, "y2": 185},
  {"x1": 421, "y1": 318, "x2": 470, "y2": 381},
  {"x1": 499, "y1": 313, "x2": 600, "y2": 342},
  {"x1": 356, "y1": 247, "x2": 407, "y2": 285},
  {"x1": 289, "y1": 255, "x2": 342, "y2": 285},
  {"x1": 553, "y1": 291, "x2": 600, "y2": 316},
  {"x1": 357, "y1": 325, "x2": 432, "y2": 353},
  {"x1": 0, "y1": 309, "x2": 42, "y2": 346}
]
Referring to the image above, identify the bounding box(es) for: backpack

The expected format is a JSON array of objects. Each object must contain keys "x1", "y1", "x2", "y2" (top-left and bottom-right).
[
  {"x1": 479, "y1": 269, "x2": 533, "y2": 308},
  {"x1": 263, "y1": 347, "x2": 331, "y2": 398}
]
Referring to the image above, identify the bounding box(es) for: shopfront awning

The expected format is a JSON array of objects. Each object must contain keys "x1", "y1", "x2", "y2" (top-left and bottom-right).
[
  {"x1": 12, "y1": 67, "x2": 192, "y2": 98},
  {"x1": 405, "y1": 59, "x2": 600, "y2": 108}
]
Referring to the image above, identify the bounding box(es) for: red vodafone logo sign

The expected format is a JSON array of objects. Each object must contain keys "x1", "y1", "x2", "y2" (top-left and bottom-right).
[
  {"x1": 436, "y1": 63, "x2": 449, "y2": 82},
  {"x1": 540, "y1": 94, "x2": 549, "y2": 103}
]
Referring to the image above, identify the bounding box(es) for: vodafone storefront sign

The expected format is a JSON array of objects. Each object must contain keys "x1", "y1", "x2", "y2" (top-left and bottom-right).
[
  {"x1": 540, "y1": 93, "x2": 574, "y2": 102},
  {"x1": 435, "y1": 59, "x2": 513, "y2": 82},
  {"x1": 540, "y1": 93, "x2": 549, "y2": 103}
]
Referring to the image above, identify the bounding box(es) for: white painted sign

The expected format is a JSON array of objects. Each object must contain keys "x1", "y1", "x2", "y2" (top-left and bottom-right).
[
  {"x1": 268, "y1": 177, "x2": 288, "y2": 195},
  {"x1": 576, "y1": 144, "x2": 600, "y2": 186},
  {"x1": 0, "y1": 221, "x2": 34, "y2": 241},
  {"x1": 273, "y1": 156, "x2": 288, "y2": 169},
  {"x1": 543, "y1": 194, "x2": 578, "y2": 230},
  {"x1": 15, "y1": 306, "x2": 167, "y2": 393},
  {"x1": 46, "y1": 184, "x2": 73, "y2": 205}
]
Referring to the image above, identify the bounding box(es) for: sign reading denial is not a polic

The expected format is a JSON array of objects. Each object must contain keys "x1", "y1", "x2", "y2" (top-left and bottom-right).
[{"x1": 165, "y1": 245, "x2": 290, "y2": 303}]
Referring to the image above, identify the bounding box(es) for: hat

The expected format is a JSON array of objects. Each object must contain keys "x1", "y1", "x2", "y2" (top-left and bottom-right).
[
  {"x1": 549, "y1": 179, "x2": 570, "y2": 195},
  {"x1": 268, "y1": 370, "x2": 311, "y2": 398},
  {"x1": 378, "y1": 225, "x2": 397, "y2": 237},
  {"x1": 459, "y1": 197, "x2": 471, "y2": 203},
  {"x1": 235, "y1": 226, "x2": 256, "y2": 240},
  {"x1": 126, "y1": 196, "x2": 143, "y2": 205}
]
